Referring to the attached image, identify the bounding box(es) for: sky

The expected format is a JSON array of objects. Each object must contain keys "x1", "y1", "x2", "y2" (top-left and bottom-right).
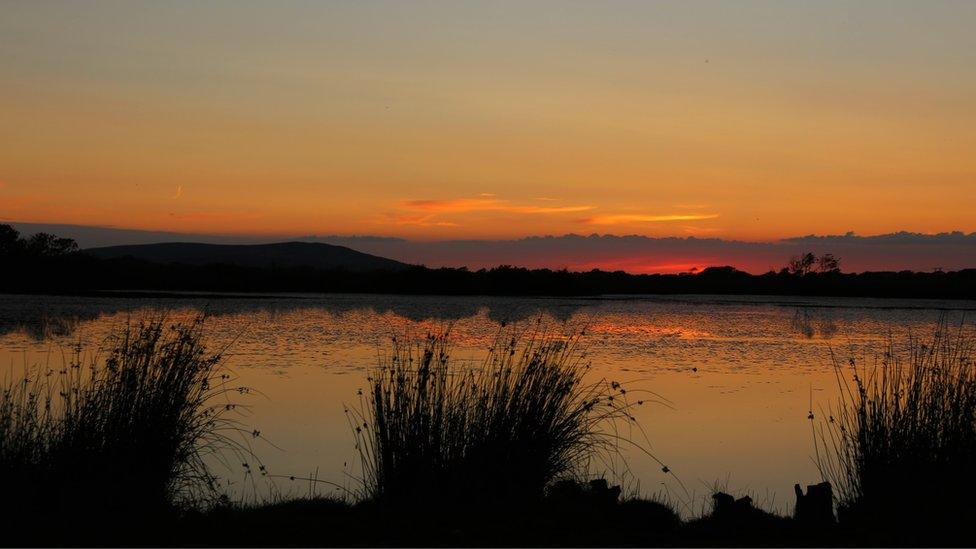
[{"x1": 2, "y1": 1, "x2": 975, "y2": 270}]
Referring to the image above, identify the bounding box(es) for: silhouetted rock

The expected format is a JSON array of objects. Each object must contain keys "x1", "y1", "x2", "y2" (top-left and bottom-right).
[
  {"x1": 588, "y1": 478, "x2": 622, "y2": 507},
  {"x1": 546, "y1": 478, "x2": 621, "y2": 511},
  {"x1": 794, "y1": 482, "x2": 835, "y2": 525},
  {"x1": 711, "y1": 491, "x2": 756, "y2": 519}
]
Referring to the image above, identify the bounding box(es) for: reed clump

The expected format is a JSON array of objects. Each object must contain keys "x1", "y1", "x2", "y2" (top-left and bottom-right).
[
  {"x1": 0, "y1": 317, "x2": 248, "y2": 522},
  {"x1": 349, "y1": 328, "x2": 658, "y2": 511},
  {"x1": 817, "y1": 320, "x2": 976, "y2": 527}
]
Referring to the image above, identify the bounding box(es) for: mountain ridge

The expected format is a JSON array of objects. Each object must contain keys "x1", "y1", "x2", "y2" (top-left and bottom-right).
[{"x1": 85, "y1": 241, "x2": 410, "y2": 271}]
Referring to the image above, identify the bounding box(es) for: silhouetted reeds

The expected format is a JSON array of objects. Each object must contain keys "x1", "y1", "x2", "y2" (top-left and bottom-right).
[
  {"x1": 0, "y1": 317, "x2": 250, "y2": 523},
  {"x1": 349, "y1": 328, "x2": 662, "y2": 511},
  {"x1": 816, "y1": 319, "x2": 976, "y2": 526}
]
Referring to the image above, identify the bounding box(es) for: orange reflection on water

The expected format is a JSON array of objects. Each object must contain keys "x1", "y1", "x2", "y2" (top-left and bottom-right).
[{"x1": 586, "y1": 318, "x2": 712, "y2": 340}]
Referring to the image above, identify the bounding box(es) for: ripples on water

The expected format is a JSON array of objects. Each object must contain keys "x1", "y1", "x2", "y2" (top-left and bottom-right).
[{"x1": 1, "y1": 293, "x2": 972, "y2": 511}]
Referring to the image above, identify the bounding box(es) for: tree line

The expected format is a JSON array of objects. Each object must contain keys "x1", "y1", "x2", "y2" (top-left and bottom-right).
[
  {"x1": 0, "y1": 225, "x2": 79, "y2": 259},
  {"x1": 1, "y1": 224, "x2": 973, "y2": 299}
]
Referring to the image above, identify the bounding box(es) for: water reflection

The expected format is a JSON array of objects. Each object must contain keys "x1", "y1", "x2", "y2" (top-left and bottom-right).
[
  {"x1": 0, "y1": 294, "x2": 590, "y2": 340},
  {"x1": 0, "y1": 300, "x2": 103, "y2": 340},
  {"x1": 789, "y1": 308, "x2": 839, "y2": 339},
  {"x1": 1, "y1": 292, "x2": 972, "y2": 505}
]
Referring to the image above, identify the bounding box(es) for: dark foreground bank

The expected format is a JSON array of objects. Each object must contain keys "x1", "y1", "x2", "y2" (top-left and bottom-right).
[{"x1": 8, "y1": 482, "x2": 960, "y2": 548}]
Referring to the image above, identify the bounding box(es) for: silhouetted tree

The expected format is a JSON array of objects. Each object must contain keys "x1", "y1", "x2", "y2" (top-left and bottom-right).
[
  {"x1": 787, "y1": 253, "x2": 818, "y2": 275},
  {"x1": 698, "y1": 266, "x2": 743, "y2": 277},
  {"x1": 0, "y1": 224, "x2": 78, "y2": 258},
  {"x1": 785, "y1": 252, "x2": 842, "y2": 275},
  {"x1": 0, "y1": 224, "x2": 23, "y2": 257},
  {"x1": 816, "y1": 253, "x2": 841, "y2": 273},
  {"x1": 24, "y1": 232, "x2": 79, "y2": 256}
]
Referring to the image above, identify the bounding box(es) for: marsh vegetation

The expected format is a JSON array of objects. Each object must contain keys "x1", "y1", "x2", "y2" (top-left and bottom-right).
[
  {"x1": 817, "y1": 319, "x2": 976, "y2": 535},
  {"x1": 0, "y1": 317, "x2": 255, "y2": 540},
  {"x1": 348, "y1": 328, "x2": 666, "y2": 510},
  {"x1": 1, "y1": 312, "x2": 975, "y2": 546}
]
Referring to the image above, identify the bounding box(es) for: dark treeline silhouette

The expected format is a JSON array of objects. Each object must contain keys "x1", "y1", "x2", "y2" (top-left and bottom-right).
[
  {"x1": 0, "y1": 223, "x2": 79, "y2": 257},
  {"x1": 2, "y1": 224, "x2": 975, "y2": 298}
]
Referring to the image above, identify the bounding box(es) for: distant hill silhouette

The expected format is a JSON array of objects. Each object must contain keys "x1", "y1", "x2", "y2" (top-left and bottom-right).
[
  {"x1": 4, "y1": 224, "x2": 976, "y2": 299},
  {"x1": 85, "y1": 241, "x2": 409, "y2": 271}
]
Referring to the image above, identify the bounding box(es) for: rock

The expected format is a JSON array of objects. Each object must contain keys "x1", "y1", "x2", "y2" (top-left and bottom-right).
[
  {"x1": 588, "y1": 478, "x2": 622, "y2": 506},
  {"x1": 712, "y1": 492, "x2": 735, "y2": 514},
  {"x1": 794, "y1": 482, "x2": 835, "y2": 525},
  {"x1": 547, "y1": 478, "x2": 621, "y2": 510},
  {"x1": 547, "y1": 479, "x2": 584, "y2": 501},
  {"x1": 712, "y1": 492, "x2": 754, "y2": 516}
]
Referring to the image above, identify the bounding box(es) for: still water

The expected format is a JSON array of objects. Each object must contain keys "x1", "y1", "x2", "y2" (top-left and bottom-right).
[{"x1": 1, "y1": 293, "x2": 972, "y2": 512}]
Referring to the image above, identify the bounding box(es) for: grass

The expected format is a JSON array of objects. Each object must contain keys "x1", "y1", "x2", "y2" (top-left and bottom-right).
[
  {"x1": 0, "y1": 316, "x2": 253, "y2": 525},
  {"x1": 347, "y1": 326, "x2": 667, "y2": 512},
  {"x1": 816, "y1": 318, "x2": 976, "y2": 527}
]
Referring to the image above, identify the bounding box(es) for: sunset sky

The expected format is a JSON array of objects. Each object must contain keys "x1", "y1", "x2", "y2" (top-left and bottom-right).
[{"x1": 2, "y1": 1, "x2": 975, "y2": 267}]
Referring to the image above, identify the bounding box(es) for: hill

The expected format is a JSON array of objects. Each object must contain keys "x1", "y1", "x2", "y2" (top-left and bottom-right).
[{"x1": 85, "y1": 241, "x2": 409, "y2": 271}]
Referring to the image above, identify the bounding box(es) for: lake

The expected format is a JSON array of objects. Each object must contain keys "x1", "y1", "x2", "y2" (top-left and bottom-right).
[{"x1": 1, "y1": 292, "x2": 972, "y2": 513}]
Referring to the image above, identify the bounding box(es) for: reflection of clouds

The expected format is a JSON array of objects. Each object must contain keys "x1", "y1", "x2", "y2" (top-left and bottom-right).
[
  {"x1": 587, "y1": 320, "x2": 710, "y2": 339},
  {"x1": 790, "y1": 308, "x2": 838, "y2": 339}
]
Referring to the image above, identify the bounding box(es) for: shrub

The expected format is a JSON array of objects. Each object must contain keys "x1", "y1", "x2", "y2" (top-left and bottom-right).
[
  {"x1": 816, "y1": 319, "x2": 976, "y2": 526},
  {"x1": 0, "y1": 317, "x2": 251, "y2": 522},
  {"x1": 349, "y1": 328, "x2": 660, "y2": 511}
]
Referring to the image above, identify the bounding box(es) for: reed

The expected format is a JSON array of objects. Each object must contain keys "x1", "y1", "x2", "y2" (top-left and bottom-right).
[
  {"x1": 816, "y1": 319, "x2": 976, "y2": 525},
  {"x1": 349, "y1": 327, "x2": 662, "y2": 511},
  {"x1": 0, "y1": 317, "x2": 250, "y2": 520}
]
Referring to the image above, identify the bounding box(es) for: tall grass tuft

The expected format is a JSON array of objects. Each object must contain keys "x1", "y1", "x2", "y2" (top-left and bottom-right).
[
  {"x1": 0, "y1": 317, "x2": 250, "y2": 522},
  {"x1": 349, "y1": 328, "x2": 661, "y2": 511},
  {"x1": 816, "y1": 319, "x2": 976, "y2": 525}
]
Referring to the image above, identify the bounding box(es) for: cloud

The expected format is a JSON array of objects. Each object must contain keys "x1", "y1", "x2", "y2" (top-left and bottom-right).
[
  {"x1": 582, "y1": 213, "x2": 720, "y2": 225},
  {"x1": 400, "y1": 197, "x2": 593, "y2": 214},
  {"x1": 389, "y1": 213, "x2": 460, "y2": 227},
  {"x1": 680, "y1": 224, "x2": 722, "y2": 235},
  {"x1": 167, "y1": 210, "x2": 265, "y2": 222},
  {"x1": 784, "y1": 231, "x2": 975, "y2": 244},
  {"x1": 388, "y1": 196, "x2": 594, "y2": 227},
  {"x1": 515, "y1": 205, "x2": 595, "y2": 214},
  {"x1": 320, "y1": 231, "x2": 975, "y2": 274},
  {"x1": 0, "y1": 191, "x2": 52, "y2": 216},
  {"x1": 402, "y1": 198, "x2": 504, "y2": 212},
  {"x1": 390, "y1": 196, "x2": 724, "y2": 230},
  {"x1": 401, "y1": 197, "x2": 593, "y2": 214}
]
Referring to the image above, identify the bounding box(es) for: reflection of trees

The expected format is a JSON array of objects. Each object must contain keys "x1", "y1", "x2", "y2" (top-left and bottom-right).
[
  {"x1": 0, "y1": 294, "x2": 590, "y2": 340},
  {"x1": 484, "y1": 301, "x2": 581, "y2": 325},
  {"x1": 790, "y1": 307, "x2": 838, "y2": 339},
  {"x1": 0, "y1": 302, "x2": 104, "y2": 340}
]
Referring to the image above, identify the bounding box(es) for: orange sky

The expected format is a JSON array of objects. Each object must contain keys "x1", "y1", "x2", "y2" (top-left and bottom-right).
[{"x1": 2, "y1": 1, "x2": 975, "y2": 243}]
